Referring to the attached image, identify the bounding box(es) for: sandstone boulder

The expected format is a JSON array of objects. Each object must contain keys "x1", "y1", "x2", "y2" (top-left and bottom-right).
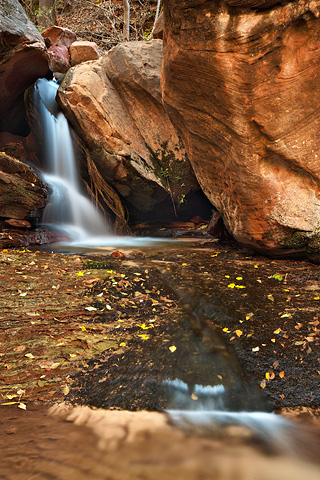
[
  {"x1": 47, "y1": 45, "x2": 70, "y2": 74},
  {"x1": 0, "y1": 152, "x2": 47, "y2": 219},
  {"x1": 42, "y1": 26, "x2": 76, "y2": 74},
  {"x1": 162, "y1": 0, "x2": 320, "y2": 255},
  {"x1": 57, "y1": 40, "x2": 208, "y2": 221},
  {"x1": 69, "y1": 40, "x2": 100, "y2": 66},
  {"x1": 42, "y1": 26, "x2": 77, "y2": 49},
  {"x1": 0, "y1": 0, "x2": 50, "y2": 135}
]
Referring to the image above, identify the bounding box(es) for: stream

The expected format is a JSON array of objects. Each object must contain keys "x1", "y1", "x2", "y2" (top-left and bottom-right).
[{"x1": 27, "y1": 78, "x2": 320, "y2": 461}]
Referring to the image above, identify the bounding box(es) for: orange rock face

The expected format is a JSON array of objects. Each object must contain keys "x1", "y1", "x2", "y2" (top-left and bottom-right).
[
  {"x1": 162, "y1": 0, "x2": 320, "y2": 254},
  {"x1": 69, "y1": 41, "x2": 100, "y2": 66},
  {"x1": 57, "y1": 40, "x2": 203, "y2": 220}
]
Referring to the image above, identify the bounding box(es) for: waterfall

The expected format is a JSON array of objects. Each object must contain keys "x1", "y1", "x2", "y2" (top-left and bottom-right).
[
  {"x1": 33, "y1": 78, "x2": 168, "y2": 248},
  {"x1": 34, "y1": 78, "x2": 110, "y2": 244}
]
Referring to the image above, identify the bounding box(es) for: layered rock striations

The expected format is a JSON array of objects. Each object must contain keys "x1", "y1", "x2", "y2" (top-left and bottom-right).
[
  {"x1": 0, "y1": 0, "x2": 50, "y2": 135},
  {"x1": 57, "y1": 40, "x2": 204, "y2": 221},
  {"x1": 0, "y1": 152, "x2": 47, "y2": 219},
  {"x1": 162, "y1": 0, "x2": 320, "y2": 254}
]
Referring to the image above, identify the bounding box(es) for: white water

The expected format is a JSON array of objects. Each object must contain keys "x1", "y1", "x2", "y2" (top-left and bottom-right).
[
  {"x1": 35, "y1": 78, "x2": 166, "y2": 248},
  {"x1": 164, "y1": 379, "x2": 318, "y2": 457}
]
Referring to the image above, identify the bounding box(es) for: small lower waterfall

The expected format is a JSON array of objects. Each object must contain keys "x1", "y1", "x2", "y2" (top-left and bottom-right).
[{"x1": 35, "y1": 79, "x2": 110, "y2": 244}]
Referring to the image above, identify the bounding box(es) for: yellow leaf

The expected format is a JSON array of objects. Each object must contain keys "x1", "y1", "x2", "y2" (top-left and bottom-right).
[
  {"x1": 182, "y1": 263, "x2": 188, "y2": 266},
  {"x1": 271, "y1": 338, "x2": 276, "y2": 343},
  {"x1": 273, "y1": 328, "x2": 281, "y2": 334},
  {"x1": 120, "y1": 342, "x2": 126, "y2": 347},
  {"x1": 80, "y1": 326, "x2": 87, "y2": 331},
  {"x1": 169, "y1": 345, "x2": 177, "y2": 352},
  {"x1": 235, "y1": 330, "x2": 243, "y2": 337},
  {"x1": 222, "y1": 328, "x2": 230, "y2": 333},
  {"x1": 246, "y1": 313, "x2": 254, "y2": 320},
  {"x1": 225, "y1": 275, "x2": 230, "y2": 278},
  {"x1": 314, "y1": 297, "x2": 320, "y2": 300},
  {"x1": 260, "y1": 379, "x2": 267, "y2": 388},
  {"x1": 18, "y1": 403, "x2": 27, "y2": 410},
  {"x1": 228, "y1": 283, "x2": 235, "y2": 288},
  {"x1": 210, "y1": 254, "x2": 218, "y2": 257},
  {"x1": 235, "y1": 285, "x2": 246, "y2": 289},
  {"x1": 236, "y1": 277, "x2": 243, "y2": 280},
  {"x1": 25, "y1": 353, "x2": 35, "y2": 359},
  {"x1": 62, "y1": 385, "x2": 70, "y2": 395},
  {"x1": 76, "y1": 271, "x2": 84, "y2": 276},
  {"x1": 137, "y1": 334, "x2": 149, "y2": 340},
  {"x1": 267, "y1": 294, "x2": 274, "y2": 302},
  {"x1": 254, "y1": 265, "x2": 259, "y2": 268},
  {"x1": 265, "y1": 372, "x2": 270, "y2": 380}
]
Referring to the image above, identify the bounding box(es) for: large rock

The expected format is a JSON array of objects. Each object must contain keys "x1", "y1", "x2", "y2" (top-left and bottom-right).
[
  {"x1": 162, "y1": 0, "x2": 320, "y2": 254},
  {"x1": 0, "y1": 152, "x2": 47, "y2": 219},
  {"x1": 0, "y1": 0, "x2": 50, "y2": 135},
  {"x1": 70, "y1": 40, "x2": 100, "y2": 66},
  {"x1": 57, "y1": 40, "x2": 207, "y2": 221}
]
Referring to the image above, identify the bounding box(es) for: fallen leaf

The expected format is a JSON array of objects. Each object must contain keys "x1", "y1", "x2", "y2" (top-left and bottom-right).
[
  {"x1": 235, "y1": 330, "x2": 243, "y2": 337},
  {"x1": 252, "y1": 346, "x2": 260, "y2": 352},
  {"x1": 267, "y1": 294, "x2": 274, "y2": 302},
  {"x1": 279, "y1": 371, "x2": 285, "y2": 378},
  {"x1": 246, "y1": 313, "x2": 254, "y2": 320},
  {"x1": 169, "y1": 345, "x2": 177, "y2": 352},
  {"x1": 260, "y1": 379, "x2": 267, "y2": 389},
  {"x1": 273, "y1": 328, "x2": 281, "y2": 334},
  {"x1": 111, "y1": 251, "x2": 125, "y2": 258},
  {"x1": 62, "y1": 385, "x2": 70, "y2": 395},
  {"x1": 25, "y1": 353, "x2": 35, "y2": 359},
  {"x1": 85, "y1": 306, "x2": 98, "y2": 311}
]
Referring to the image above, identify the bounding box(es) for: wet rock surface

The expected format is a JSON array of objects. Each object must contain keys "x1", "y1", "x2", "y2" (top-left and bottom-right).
[
  {"x1": 0, "y1": 242, "x2": 320, "y2": 478},
  {"x1": 0, "y1": 403, "x2": 319, "y2": 480},
  {"x1": 0, "y1": 242, "x2": 319, "y2": 409}
]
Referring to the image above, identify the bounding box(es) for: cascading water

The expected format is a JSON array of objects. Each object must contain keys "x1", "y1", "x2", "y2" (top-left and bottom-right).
[
  {"x1": 34, "y1": 78, "x2": 110, "y2": 244},
  {"x1": 34, "y1": 78, "x2": 164, "y2": 248}
]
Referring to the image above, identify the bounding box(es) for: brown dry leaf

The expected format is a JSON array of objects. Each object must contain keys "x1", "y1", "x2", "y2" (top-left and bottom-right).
[{"x1": 13, "y1": 345, "x2": 26, "y2": 352}]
